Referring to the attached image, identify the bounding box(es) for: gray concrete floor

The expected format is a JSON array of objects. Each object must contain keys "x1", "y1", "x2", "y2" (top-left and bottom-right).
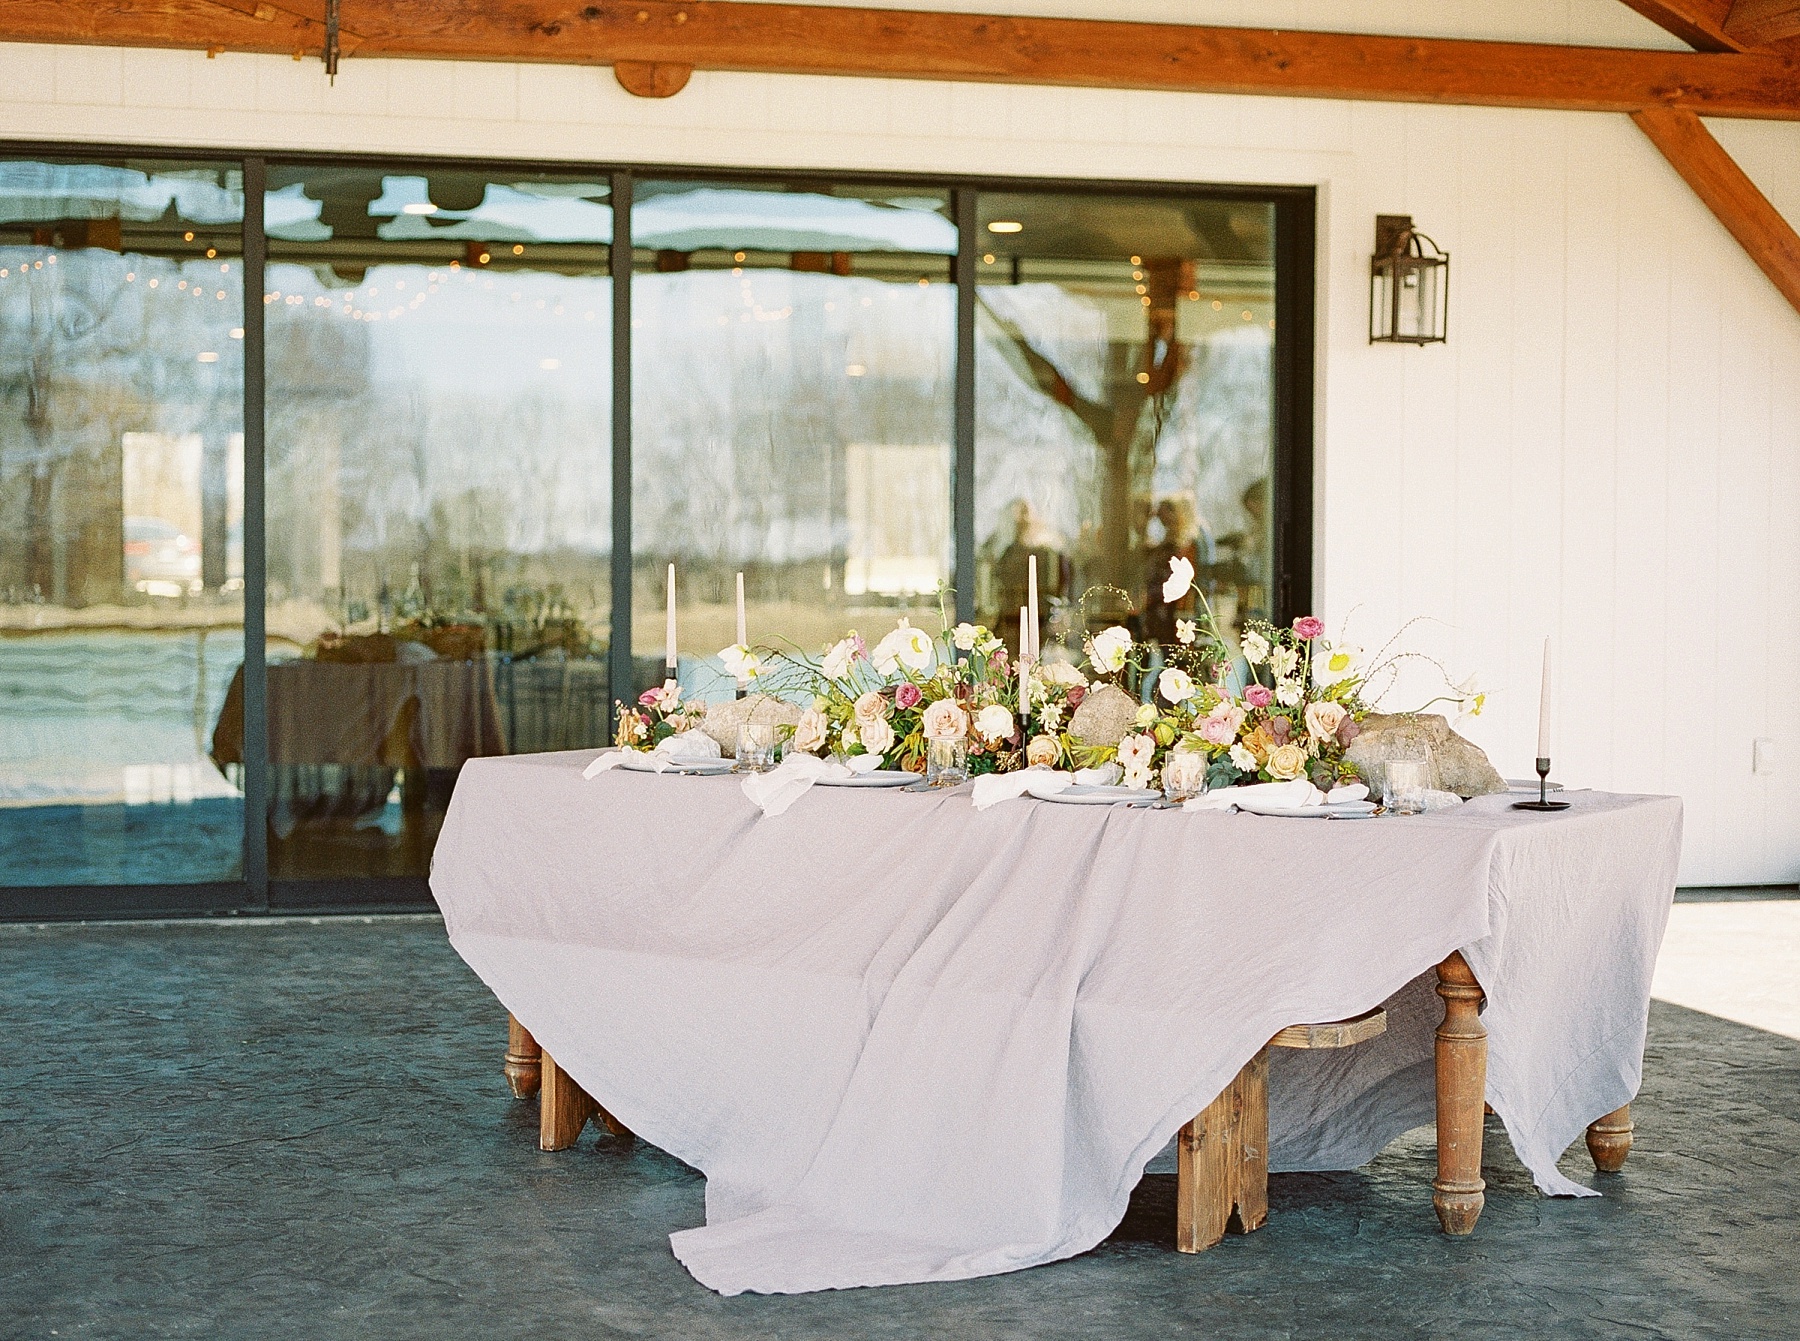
[{"x1": 1, "y1": 917, "x2": 1796, "y2": 1341}]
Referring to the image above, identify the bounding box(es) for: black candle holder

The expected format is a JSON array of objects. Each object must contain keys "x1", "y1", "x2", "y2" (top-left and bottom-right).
[{"x1": 1511, "y1": 756, "x2": 1570, "y2": 811}]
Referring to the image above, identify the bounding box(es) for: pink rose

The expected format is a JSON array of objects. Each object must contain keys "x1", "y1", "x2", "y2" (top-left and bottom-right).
[
  {"x1": 637, "y1": 688, "x2": 660, "y2": 707},
  {"x1": 894, "y1": 681, "x2": 923, "y2": 710},
  {"x1": 1245, "y1": 684, "x2": 1274, "y2": 709},
  {"x1": 1066, "y1": 685, "x2": 1087, "y2": 708},
  {"x1": 1293, "y1": 616, "x2": 1325, "y2": 641}
]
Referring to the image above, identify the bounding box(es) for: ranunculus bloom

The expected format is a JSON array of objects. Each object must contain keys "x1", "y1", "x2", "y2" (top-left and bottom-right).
[
  {"x1": 973, "y1": 704, "x2": 1015, "y2": 744},
  {"x1": 1293, "y1": 616, "x2": 1325, "y2": 640},
  {"x1": 1157, "y1": 667, "x2": 1196, "y2": 704},
  {"x1": 853, "y1": 690, "x2": 889, "y2": 728},
  {"x1": 1196, "y1": 703, "x2": 1244, "y2": 747},
  {"x1": 951, "y1": 622, "x2": 982, "y2": 652},
  {"x1": 858, "y1": 716, "x2": 895, "y2": 759},
  {"x1": 1026, "y1": 734, "x2": 1059, "y2": 767},
  {"x1": 1267, "y1": 742, "x2": 1308, "y2": 780},
  {"x1": 1305, "y1": 700, "x2": 1348, "y2": 742},
  {"x1": 1089, "y1": 625, "x2": 1133, "y2": 675},
  {"x1": 922, "y1": 698, "x2": 968, "y2": 741},
  {"x1": 792, "y1": 707, "x2": 828, "y2": 754},
  {"x1": 894, "y1": 681, "x2": 923, "y2": 710},
  {"x1": 1162, "y1": 556, "x2": 1195, "y2": 604},
  {"x1": 1245, "y1": 684, "x2": 1274, "y2": 709}
]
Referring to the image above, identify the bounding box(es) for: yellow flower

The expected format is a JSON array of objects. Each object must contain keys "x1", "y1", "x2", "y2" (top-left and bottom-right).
[{"x1": 1267, "y1": 742, "x2": 1308, "y2": 780}]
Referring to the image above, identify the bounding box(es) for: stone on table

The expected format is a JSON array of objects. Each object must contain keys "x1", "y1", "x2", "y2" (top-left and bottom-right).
[
  {"x1": 1344, "y1": 712, "x2": 1506, "y2": 798},
  {"x1": 1068, "y1": 683, "x2": 1140, "y2": 749}
]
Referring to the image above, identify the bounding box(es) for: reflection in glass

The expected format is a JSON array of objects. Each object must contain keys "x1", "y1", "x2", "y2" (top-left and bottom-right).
[
  {"x1": 974, "y1": 193, "x2": 1276, "y2": 673},
  {"x1": 0, "y1": 158, "x2": 245, "y2": 885},
  {"x1": 260, "y1": 167, "x2": 611, "y2": 881},
  {"x1": 630, "y1": 182, "x2": 955, "y2": 697}
]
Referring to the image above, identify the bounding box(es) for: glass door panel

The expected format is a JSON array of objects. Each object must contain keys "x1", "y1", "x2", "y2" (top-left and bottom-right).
[
  {"x1": 263, "y1": 167, "x2": 612, "y2": 883},
  {"x1": 0, "y1": 158, "x2": 245, "y2": 886}
]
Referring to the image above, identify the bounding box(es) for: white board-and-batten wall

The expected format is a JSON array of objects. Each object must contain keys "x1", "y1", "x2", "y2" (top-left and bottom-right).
[{"x1": 4, "y1": 0, "x2": 1799, "y2": 886}]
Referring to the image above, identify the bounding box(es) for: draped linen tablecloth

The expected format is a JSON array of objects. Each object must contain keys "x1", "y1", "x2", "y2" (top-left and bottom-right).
[{"x1": 430, "y1": 752, "x2": 1682, "y2": 1295}]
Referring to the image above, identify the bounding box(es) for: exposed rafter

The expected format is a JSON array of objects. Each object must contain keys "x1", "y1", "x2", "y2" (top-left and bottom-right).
[
  {"x1": 1632, "y1": 106, "x2": 1800, "y2": 316},
  {"x1": 1620, "y1": 0, "x2": 1747, "y2": 51},
  {"x1": 1725, "y1": 0, "x2": 1800, "y2": 48},
  {"x1": 3, "y1": 1, "x2": 1800, "y2": 119}
]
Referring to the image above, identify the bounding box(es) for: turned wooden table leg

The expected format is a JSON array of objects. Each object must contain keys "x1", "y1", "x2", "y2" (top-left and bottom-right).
[
  {"x1": 1586, "y1": 1104, "x2": 1634, "y2": 1172},
  {"x1": 505, "y1": 1014, "x2": 542, "y2": 1100},
  {"x1": 539, "y1": 1049, "x2": 635, "y2": 1151},
  {"x1": 1434, "y1": 952, "x2": 1487, "y2": 1235}
]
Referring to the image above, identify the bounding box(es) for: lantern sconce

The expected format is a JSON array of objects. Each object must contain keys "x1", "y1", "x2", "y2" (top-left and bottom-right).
[{"x1": 1370, "y1": 214, "x2": 1449, "y2": 345}]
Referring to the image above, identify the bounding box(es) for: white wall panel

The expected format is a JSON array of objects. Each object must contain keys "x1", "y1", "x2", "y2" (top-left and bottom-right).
[{"x1": 3, "y1": 25, "x2": 1799, "y2": 884}]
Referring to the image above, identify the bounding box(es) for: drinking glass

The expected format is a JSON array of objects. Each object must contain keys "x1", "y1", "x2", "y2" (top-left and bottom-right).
[
  {"x1": 925, "y1": 737, "x2": 968, "y2": 788},
  {"x1": 1162, "y1": 750, "x2": 1208, "y2": 803},
  {"x1": 734, "y1": 722, "x2": 779, "y2": 773},
  {"x1": 1383, "y1": 758, "x2": 1429, "y2": 815}
]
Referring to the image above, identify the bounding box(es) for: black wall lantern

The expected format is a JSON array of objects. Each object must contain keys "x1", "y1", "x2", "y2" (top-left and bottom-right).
[{"x1": 1370, "y1": 214, "x2": 1449, "y2": 345}]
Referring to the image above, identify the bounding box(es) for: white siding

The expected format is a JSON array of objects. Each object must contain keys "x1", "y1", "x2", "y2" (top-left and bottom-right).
[{"x1": 3, "y1": 18, "x2": 1798, "y2": 884}]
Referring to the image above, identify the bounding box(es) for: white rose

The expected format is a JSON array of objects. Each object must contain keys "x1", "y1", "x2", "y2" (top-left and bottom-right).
[
  {"x1": 1089, "y1": 626, "x2": 1133, "y2": 675},
  {"x1": 974, "y1": 704, "x2": 1015, "y2": 744},
  {"x1": 1229, "y1": 743, "x2": 1259, "y2": 773},
  {"x1": 951, "y1": 622, "x2": 982, "y2": 652},
  {"x1": 858, "y1": 716, "x2": 895, "y2": 759},
  {"x1": 921, "y1": 698, "x2": 968, "y2": 740},
  {"x1": 1267, "y1": 742, "x2": 1308, "y2": 781},
  {"x1": 1304, "y1": 700, "x2": 1348, "y2": 742},
  {"x1": 821, "y1": 637, "x2": 856, "y2": 680},
  {"x1": 1157, "y1": 667, "x2": 1196, "y2": 704},
  {"x1": 1026, "y1": 735, "x2": 1059, "y2": 767},
  {"x1": 1240, "y1": 631, "x2": 1270, "y2": 665},
  {"x1": 791, "y1": 707, "x2": 828, "y2": 754},
  {"x1": 1162, "y1": 555, "x2": 1194, "y2": 604},
  {"x1": 853, "y1": 690, "x2": 889, "y2": 728}
]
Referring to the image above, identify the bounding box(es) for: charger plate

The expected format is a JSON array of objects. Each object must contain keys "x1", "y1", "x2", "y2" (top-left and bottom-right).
[
  {"x1": 1237, "y1": 800, "x2": 1380, "y2": 819},
  {"x1": 814, "y1": 771, "x2": 920, "y2": 788},
  {"x1": 1039, "y1": 785, "x2": 1160, "y2": 806},
  {"x1": 618, "y1": 754, "x2": 733, "y2": 775}
]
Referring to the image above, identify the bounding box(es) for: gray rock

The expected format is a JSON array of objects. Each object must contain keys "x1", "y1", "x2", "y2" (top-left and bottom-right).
[
  {"x1": 1068, "y1": 683, "x2": 1141, "y2": 749},
  {"x1": 1345, "y1": 712, "x2": 1507, "y2": 799},
  {"x1": 700, "y1": 694, "x2": 801, "y2": 752}
]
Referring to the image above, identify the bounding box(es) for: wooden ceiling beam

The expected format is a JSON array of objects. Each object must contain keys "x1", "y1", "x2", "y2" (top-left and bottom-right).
[
  {"x1": 1725, "y1": 0, "x2": 1800, "y2": 48},
  {"x1": 1632, "y1": 105, "x2": 1800, "y2": 316},
  {"x1": 1619, "y1": 0, "x2": 1748, "y2": 52},
  {"x1": 4, "y1": 1, "x2": 1800, "y2": 119}
]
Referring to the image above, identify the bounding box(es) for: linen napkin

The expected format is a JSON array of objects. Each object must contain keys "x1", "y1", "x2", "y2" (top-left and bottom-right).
[
  {"x1": 970, "y1": 767, "x2": 1074, "y2": 811},
  {"x1": 1073, "y1": 763, "x2": 1122, "y2": 787},
  {"x1": 1184, "y1": 778, "x2": 1324, "y2": 813},
  {"x1": 741, "y1": 753, "x2": 852, "y2": 817},
  {"x1": 582, "y1": 730, "x2": 721, "y2": 779}
]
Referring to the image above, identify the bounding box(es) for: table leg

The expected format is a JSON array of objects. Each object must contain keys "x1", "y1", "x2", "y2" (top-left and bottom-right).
[
  {"x1": 1176, "y1": 1048, "x2": 1269, "y2": 1252},
  {"x1": 504, "y1": 1013, "x2": 542, "y2": 1100},
  {"x1": 1586, "y1": 1104, "x2": 1634, "y2": 1172},
  {"x1": 1434, "y1": 952, "x2": 1487, "y2": 1235},
  {"x1": 539, "y1": 1049, "x2": 635, "y2": 1151}
]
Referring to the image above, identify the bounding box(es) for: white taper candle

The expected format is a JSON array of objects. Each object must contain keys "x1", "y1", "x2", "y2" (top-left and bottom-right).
[
  {"x1": 1026, "y1": 554, "x2": 1039, "y2": 661},
  {"x1": 1536, "y1": 637, "x2": 1551, "y2": 760},
  {"x1": 665, "y1": 563, "x2": 677, "y2": 671},
  {"x1": 735, "y1": 571, "x2": 747, "y2": 648}
]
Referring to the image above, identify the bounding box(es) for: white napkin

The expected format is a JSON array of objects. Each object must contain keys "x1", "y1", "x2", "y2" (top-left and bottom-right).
[
  {"x1": 741, "y1": 752, "x2": 850, "y2": 817},
  {"x1": 1326, "y1": 782, "x2": 1369, "y2": 804},
  {"x1": 1073, "y1": 762, "x2": 1121, "y2": 787},
  {"x1": 1184, "y1": 778, "x2": 1324, "y2": 813},
  {"x1": 970, "y1": 767, "x2": 1074, "y2": 811},
  {"x1": 582, "y1": 730, "x2": 722, "y2": 779}
]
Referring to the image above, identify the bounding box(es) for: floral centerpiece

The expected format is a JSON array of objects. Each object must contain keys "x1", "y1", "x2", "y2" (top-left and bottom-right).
[{"x1": 613, "y1": 678, "x2": 705, "y2": 750}]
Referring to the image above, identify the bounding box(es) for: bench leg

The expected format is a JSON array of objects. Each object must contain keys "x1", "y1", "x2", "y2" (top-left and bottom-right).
[
  {"x1": 1586, "y1": 1104, "x2": 1633, "y2": 1172},
  {"x1": 505, "y1": 1013, "x2": 542, "y2": 1100},
  {"x1": 1177, "y1": 1048, "x2": 1269, "y2": 1252},
  {"x1": 539, "y1": 1049, "x2": 635, "y2": 1151},
  {"x1": 1434, "y1": 952, "x2": 1487, "y2": 1235}
]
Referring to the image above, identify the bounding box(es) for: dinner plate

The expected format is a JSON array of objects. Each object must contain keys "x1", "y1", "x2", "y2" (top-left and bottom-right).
[
  {"x1": 814, "y1": 770, "x2": 920, "y2": 788},
  {"x1": 1039, "y1": 784, "x2": 1160, "y2": 805},
  {"x1": 1238, "y1": 800, "x2": 1380, "y2": 819},
  {"x1": 618, "y1": 754, "x2": 733, "y2": 775}
]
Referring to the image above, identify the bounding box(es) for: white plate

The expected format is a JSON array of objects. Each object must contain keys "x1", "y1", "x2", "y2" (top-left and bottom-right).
[
  {"x1": 1238, "y1": 800, "x2": 1380, "y2": 819},
  {"x1": 618, "y1": 754, "x2": 733, "y2": 775},
  {"x1": 814, "y1": 770, "x2": 920, "y2": 788},
  {"x1": 1040, "y1": 785, "x2": 1160, "y2": 806}
]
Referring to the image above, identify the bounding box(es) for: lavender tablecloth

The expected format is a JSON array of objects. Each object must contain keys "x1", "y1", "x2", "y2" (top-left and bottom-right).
[{"x1": 430, "y1": 752, "x2": 1681, "y2": 1295}]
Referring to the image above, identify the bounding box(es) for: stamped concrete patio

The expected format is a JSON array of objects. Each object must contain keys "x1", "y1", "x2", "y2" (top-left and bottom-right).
[{"x1": 2, "y1": 903, "x2": 1795, "y2": 1340}]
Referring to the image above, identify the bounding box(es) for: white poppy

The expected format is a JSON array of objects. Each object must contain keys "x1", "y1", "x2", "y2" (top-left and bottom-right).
[
  {"x1": 1157, "y1": 667, "x2": 1197, "y2": 704},
  {"x1": 718, "y1": 644, "x2": 761, "y2": 681},
  {"x1": 1314, "y1": 642, "x2": 1361, "y2": 686},
  {"x1": 872, "y1": 619, "x2": 936, "y2": 676},
  {"x1": 820, "y1": 637, "x2": 857, "y2": 680},
  {"x1": 1089, "y1": 625, "x2": 1133, "y2": 674},
  {"x1": 1175, "y1": 619, "x2": 1198, "y2": 646},
  {"x1": 1162, "y1": 555, "x2": 1195, "y2": 604}
]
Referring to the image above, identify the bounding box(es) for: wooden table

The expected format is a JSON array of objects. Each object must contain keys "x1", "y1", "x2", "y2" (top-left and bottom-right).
[{"x1": 498, "y1": 951, "x2": 1636, "y2": 1238}]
